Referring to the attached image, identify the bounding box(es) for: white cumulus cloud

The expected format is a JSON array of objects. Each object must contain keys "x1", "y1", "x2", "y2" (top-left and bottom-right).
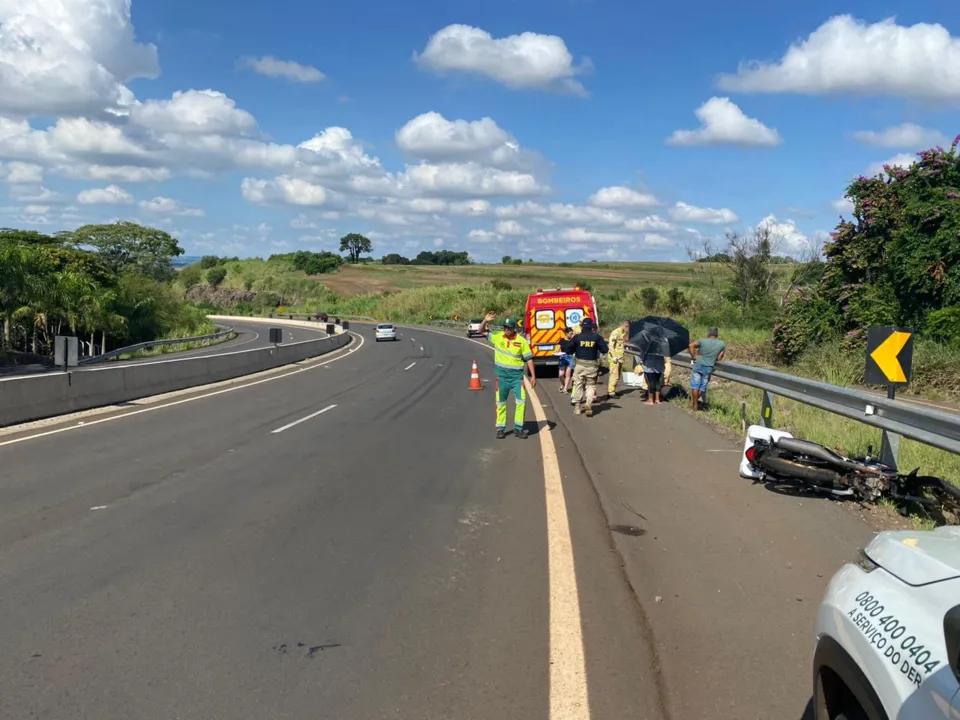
[
  {"x1": 77, "y1": 184, "x2": 133, "y2": 204},
  {"x1": 131, "y1": 90, "x2": 259, "y2": 136},
  {"x1": 668, "y1": 202, "x2": 738, "y2": 225},
  {"x1": 588, "y1": 186, "x2": 659, "y2": 208},
  {"x1": 0, "y1": 0, "x2": 159, "y2": 118},
  {"x1": 852, "y1": 123, "x2": 948, "y2": 148},
  {"x1": 138, "y1": 196, "x2": 204, "y2": 216},
  {"x1": 414, "y1": 24, "x2": 589, "y2": 95},
  {"x1": 717, "y1": 15, "x2": 960, "y2": 101},
  {"x1": 667, "y1": 98, "x2": 782, "y2": 147},
  {"x1": 495, "y1": 219, "x2": 530, "y2": 236},
  {"x1": 242, "y1": 56, "x2": 325, "y2": 83}
]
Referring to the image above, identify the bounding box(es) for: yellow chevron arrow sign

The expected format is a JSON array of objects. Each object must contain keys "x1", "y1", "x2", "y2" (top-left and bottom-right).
[{"x1": 866, "y1": 328, "x2": 913, "y2": 384}]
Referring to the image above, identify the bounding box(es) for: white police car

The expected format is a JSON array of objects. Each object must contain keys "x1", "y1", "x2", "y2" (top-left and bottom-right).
[{"x1": 813, "y1": 525, "x2": 960, "y2": 719}]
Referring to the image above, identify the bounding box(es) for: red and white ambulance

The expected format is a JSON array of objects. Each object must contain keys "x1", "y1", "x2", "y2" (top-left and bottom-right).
[{"x1": 523, "y1": 286, "x2": 599, "y2": 368}]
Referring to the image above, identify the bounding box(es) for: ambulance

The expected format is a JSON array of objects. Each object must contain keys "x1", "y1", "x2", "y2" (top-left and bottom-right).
[{"x1": 524, "y1": 286, "x2": 599, "y2": 368}]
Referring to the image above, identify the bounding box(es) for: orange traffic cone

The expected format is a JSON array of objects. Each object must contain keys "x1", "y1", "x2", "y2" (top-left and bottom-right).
[{"x1": 468, "y1": 360, "x2": 483, "y2": 390}]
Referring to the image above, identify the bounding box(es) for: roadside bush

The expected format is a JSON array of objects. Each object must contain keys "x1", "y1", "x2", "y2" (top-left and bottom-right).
[
  {"x1": 574, "y1": 279, "x2": 593, "y2": 291},
  {"x1": 490, "y1": 279, "x2": 512, "y2": 291},
  {"x1": 926, "y1": 307, "x2": 960, "y2": 345},
  {"x1": 178, "y1": 264, "x2": 202, "y2": 288},
  {"x1": 771, "y1": 293, "x2": 841, "y2": 363},
  {"x1": 639, "y1": 287, "x2": 659, "y2": 311},
  {"x1": 665, "y1": 287, "x2": 689, "y2": 315},
  {"x1": 206, "y1": 266, "x2": 227, "y2": 287},
  {"x1": 199, "y1": 255, "x2": 221, "y2": 269}
]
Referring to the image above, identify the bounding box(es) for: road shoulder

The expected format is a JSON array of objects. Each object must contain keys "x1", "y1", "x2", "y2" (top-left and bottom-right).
[{"x1": 540, "y1": 382, "x2": 876, "y2": 719}]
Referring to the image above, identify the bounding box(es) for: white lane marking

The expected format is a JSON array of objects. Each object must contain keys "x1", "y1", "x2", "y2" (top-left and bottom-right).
[
  {"x1": 0, "y1": 332, "x2": 365, "y2": 448},
  {"x1": 404, "y1": 362, "x2": 417, "y2": 371},
  {"x1": 527, "y1": 382, "x2": 591, "y2": 719},
  {"x1": 271, "y1": 404, "x2": 337, "y2": 434},
  {"x1": 374, "y1": 322, "x2": 590, "y2": 718},
  {"x1": 420, "y1": 346, "x2": 424, "y2": 352},
  {"x1": 705, "y1": 449, "x2": 740, "y2": 453},
  {"x1": 90, "y1": 505, "x2": 108, "y2": 510}
]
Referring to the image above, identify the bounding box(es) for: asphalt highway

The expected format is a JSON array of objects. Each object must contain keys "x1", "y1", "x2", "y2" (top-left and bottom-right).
[
  {"x1": 0, "y1": 323, "x2": 664, "y2": 720},
  {"x1": 0, "y1": 321, "x2": 896, "y2": 719}
]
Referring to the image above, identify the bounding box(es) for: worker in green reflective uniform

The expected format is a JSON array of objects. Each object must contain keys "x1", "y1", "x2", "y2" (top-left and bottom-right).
[{"x1": 479, "y1": 310, "x2": 536, "y2": 439}]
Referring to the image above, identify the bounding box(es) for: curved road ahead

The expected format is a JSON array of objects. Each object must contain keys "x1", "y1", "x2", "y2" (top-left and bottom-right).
[
  {"x1": 0, "y1": 320, "x2": 327, "y2": 376},
  {"x1": 0, "y1": 322, "x2": 881, "y2": 719},
  {"x1": 116, "y1": 319, "x2": 328, "y2": 365}
]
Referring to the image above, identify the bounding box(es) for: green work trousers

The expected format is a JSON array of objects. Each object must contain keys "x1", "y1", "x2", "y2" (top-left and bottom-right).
[{"x1": 496, "y1": 373, "x2": 526, "y2": 432}]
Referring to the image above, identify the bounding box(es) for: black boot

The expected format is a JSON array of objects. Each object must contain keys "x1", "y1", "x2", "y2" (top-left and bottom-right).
[{"x1": 496, "y1": 428, "x2": 506, "y2": 439}]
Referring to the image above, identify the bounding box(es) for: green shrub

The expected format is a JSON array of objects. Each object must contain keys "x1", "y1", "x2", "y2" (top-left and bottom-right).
[
  {"x1": 771, "y1": 293, "x2": 841, "y2": 362},
  {"x1": 490, "y1": 279, "x2": 512, "y2": 291},
  {"x1": 206, "y1": 266, "x2": 227, "y2": 287},
  {"x1": 178, "y1": 264, "x2": 202, "y2": 288},
  {"x1": 926, "y1": 307, "x2": 960, "y2": 345},
  {"x1": 199, "y1": 255, "x2": 221, "y2": 269},
  {"x1": 639, "y1": 287, "x2": 659, "y2": 311},
  {"x1": 665, "y1": 287, "x2": 689, "y2": 315}
]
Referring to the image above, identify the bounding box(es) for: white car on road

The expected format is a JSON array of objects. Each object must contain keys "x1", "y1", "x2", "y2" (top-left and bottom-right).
[
  {"x1": 375, "y1": 323, "x2": 397, "y2": 342},
  {"x1": 467, "y1": 319, "x2": 483, "y2": 338},
  {"x1": 813, "y1": 525, "x2": 960, "y2": 720}
]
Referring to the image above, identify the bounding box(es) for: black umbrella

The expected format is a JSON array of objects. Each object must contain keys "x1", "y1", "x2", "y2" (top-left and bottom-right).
[{"x1": 626, "y1": 316, "x2": 690, "y2": 358}]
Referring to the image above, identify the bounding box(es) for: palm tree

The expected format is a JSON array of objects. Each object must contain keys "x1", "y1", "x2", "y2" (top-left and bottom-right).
[
  {"x1": 0, "y1": 243, "x2": 30, "y2": 348},
  {"x1": 82, "y1": 288, "x2": 127, "y2": 355},
  {"x1": 50, "y1": 269, "x2": 96, "y2": 337}
]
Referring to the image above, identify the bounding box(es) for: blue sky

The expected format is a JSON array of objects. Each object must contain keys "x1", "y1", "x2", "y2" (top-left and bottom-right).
[{"x1": 2, "y1": 0, "x2": 959, "y2": 262}]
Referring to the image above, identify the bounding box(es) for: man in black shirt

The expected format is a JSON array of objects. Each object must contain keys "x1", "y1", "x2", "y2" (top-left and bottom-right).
[{"x1": 567, "y1": 318, "x2": 608, "y2": 417}]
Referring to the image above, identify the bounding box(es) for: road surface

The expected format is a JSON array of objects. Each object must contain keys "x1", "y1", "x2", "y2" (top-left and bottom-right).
[{"x1": 0, "y1": 323, "x2": 882, "y2": 719}]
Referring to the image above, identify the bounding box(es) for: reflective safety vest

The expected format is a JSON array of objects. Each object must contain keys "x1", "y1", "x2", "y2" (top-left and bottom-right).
[
  {"x1": 608, "y1": 327, "x2": 627, "y2": 360},
  {"x1": 488, "y1": 332, "x2": 533, "y2": 375}
]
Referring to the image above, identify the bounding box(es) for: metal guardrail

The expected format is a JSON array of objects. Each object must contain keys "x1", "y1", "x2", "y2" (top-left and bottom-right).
[
  {"x1": 78, "y1": 325, "x2": 235, "y2": 365},
  {"x1": 669, "y1": 352, "x2": 960, "y2": 463}
]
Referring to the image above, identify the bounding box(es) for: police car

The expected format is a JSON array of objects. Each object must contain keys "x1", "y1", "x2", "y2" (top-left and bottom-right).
[{"x1": 812, "y1": 525, "x2": 960, "y2": 719}]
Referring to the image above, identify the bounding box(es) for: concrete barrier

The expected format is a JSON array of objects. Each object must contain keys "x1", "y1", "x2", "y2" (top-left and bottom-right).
[{"x1": 0, "y1": 319, "x2": 352, "y2": 428}]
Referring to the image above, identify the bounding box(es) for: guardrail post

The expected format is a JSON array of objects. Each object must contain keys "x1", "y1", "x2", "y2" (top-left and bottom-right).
[
  {"x1": 342, "y1": 321, "x2": 350, "y2": 330},
  {"x1": 879, "y1": 385, "x2": 900, "y2": 469},
  {"x1": 761, "y1": 390, "x2": 774, "y2": 428}
]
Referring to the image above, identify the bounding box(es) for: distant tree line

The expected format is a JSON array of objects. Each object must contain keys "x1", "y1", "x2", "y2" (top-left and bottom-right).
[{"x1": 381, "y1": 250, "x2": 472, "y2": 266}]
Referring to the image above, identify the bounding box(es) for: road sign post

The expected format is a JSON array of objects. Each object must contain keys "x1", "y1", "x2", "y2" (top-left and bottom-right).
[
  {"x1": 54, "y1": 335, "x2": 78, "y2": 371},
  {"x1": 865, "y1": 326, "x2": 914, "y2": 469}
]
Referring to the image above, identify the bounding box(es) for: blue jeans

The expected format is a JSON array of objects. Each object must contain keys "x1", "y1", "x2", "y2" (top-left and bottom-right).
[{"x1": 690, "y1": 362, "x2": 713, "y2": 392}]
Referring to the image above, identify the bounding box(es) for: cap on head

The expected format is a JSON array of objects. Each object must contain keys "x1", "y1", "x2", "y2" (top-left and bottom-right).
[
  {"x1": 581, "y1": 318, "x2": 594, "y2": 329},
  {"x1": 503, "y1": 317, "x2": 519, "y2": 330},
  {"x1": 708, "y1": 327, "x2": 719, "y2": 337}
]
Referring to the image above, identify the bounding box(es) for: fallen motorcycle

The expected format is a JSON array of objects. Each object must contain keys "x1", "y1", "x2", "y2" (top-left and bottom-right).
[{"x1": 740, "y1": 425, "x2": 960, "y2": 516}]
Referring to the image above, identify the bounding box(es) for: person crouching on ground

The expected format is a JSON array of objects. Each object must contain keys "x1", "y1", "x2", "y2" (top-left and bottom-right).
[
  {"x1": 606, "y1": 320, "x2": 629, "y2": 399},
  {"x1": 479, "y1": 311, "x2": 536, "y2": 439},
  {"x1": 557, "y1": 326, "x2": 575, "y2": 395},
  {"x1": 641, "y1": 351, "x2": 665, "y2": 405},
  {"x1": 688, "y1": 327, "x2": 726, "y2": 411},
  {"x1": 568, "y1": 318, "x2": 608, "y2": 417}
]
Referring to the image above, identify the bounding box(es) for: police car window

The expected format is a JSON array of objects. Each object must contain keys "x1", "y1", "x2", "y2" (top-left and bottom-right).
[
  {"x1": 535, "y1": 310, "x2": 554, "y2": 330},
  {"x1": 565, "y1": 308, "x2": 584, "y2": 328}
]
